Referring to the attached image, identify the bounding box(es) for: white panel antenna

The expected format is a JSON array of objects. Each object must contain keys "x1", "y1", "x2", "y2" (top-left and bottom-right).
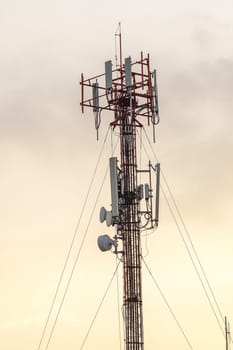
[
  {"x1": 109, "y1": 157, "x2": 119, "y2": 217},
  {"x1": 145, "y1": 184, "x2": 149, "y2": 201},
  {"x1": 92, "y1": 81, "x2": 99, "y2": 112},
  {"x1": 153, "y1": 69, "x2": 159, "y2": 115},
  {"x1": 105, "y1": 60, "x2": 112, "y2": 90},
  {"x1": 137, "y1": 184, "x2": 144, "y2": 200},
  {"x1": 155, "y1": 163, "x2": 160, "y2": 225},
  {"x1": 125, "y1": 56, "x2": 132, "y2": 88}
]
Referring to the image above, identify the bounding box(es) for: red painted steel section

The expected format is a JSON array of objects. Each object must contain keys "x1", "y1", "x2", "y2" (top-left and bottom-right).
[{"x1": 119, "y1": 116, "x2": 144, "y2": 350}]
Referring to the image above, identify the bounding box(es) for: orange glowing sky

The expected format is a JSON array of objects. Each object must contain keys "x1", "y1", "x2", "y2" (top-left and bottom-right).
[{"x1": 1, "y1": 1, "x2": 233, "y2": 350}]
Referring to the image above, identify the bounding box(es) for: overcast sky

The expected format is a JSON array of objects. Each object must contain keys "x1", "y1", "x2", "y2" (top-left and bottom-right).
[{"x1": 1, "y1": 1, "x2": 233, "y2": 350}]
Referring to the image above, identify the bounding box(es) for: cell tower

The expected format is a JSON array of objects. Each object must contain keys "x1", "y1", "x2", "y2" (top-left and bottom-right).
[{"x1": 80, "y1": 30, "x2": 160, "y2": 350}]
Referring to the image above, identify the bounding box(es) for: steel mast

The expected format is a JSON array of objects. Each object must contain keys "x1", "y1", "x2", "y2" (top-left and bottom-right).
[
  {"x1": 120, "y1": 97, "x2": 143, "y2": 350},
  {"x1": 80, "y1": 35, "x2": 160, "y2": 350}
]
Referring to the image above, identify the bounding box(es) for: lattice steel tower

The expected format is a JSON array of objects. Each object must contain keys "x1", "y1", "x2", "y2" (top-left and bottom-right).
[{"x1": 80, "y1": 31, "x2": 160, "y2": 350}]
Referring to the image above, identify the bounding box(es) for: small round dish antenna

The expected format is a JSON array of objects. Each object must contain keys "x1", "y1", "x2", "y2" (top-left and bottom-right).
[
  {"x1": 97, "y1": 234, "x2": 114, "y2": 252},
  {"x1": 99, "y1": 207, "x2": 107, "y2": 223}
]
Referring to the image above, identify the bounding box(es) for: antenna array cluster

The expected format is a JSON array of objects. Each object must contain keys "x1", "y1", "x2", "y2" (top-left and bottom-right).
[
  {"x1": 97, "y1": 158, "x2": 160, "y2": 253},
  {"x1": 81, "y1": 52, "x2": 159, "y2": 140}
]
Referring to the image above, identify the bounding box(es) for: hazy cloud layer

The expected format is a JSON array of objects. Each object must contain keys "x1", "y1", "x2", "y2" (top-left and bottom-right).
[{"x1": 1, "y1": 1, "x2": 233, "y2": 349}]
